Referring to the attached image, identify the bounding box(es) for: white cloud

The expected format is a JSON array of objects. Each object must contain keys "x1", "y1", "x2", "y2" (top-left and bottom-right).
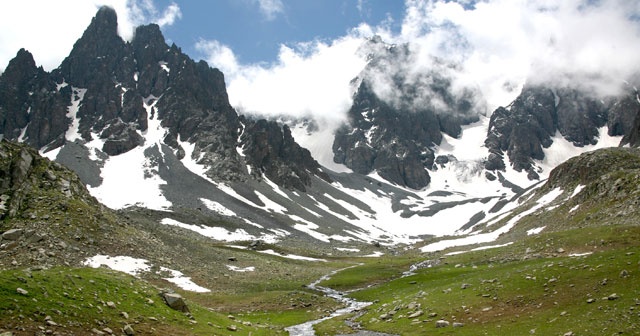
[
  {"x1": 0, "y1": 0, "x2": 181, "y2": 71},
  {"x1": 399, "y1": 0, "x2": 640, "y2": 103},
  {"x1": 193, "y1": 0, "x2": 640, "y2": 140},
  {"x1": 253, "y1": 0, "x2": 284, "y2": 21},
  {"x1": 198, "y1": 36, "x2": 367, "y2": 124}
]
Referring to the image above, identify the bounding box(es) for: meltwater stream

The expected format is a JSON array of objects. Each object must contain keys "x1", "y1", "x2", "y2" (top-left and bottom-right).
[{"x1": 285, "y1": 265, "x2": 372, "y2": 336}]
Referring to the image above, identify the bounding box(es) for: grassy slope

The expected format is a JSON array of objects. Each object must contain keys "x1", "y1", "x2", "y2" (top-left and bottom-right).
[{"x1": 315, "y1": 225, "x2": 640, "y2": 335}]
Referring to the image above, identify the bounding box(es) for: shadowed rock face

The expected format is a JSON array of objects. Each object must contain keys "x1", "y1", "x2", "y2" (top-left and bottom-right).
[
  {"x1": 0, "y1": 6, "x2": 326, "y2": 191},
  {"x1": 485, "y1": 84, "x2": 640, "y2": 180},
  {"x1": 333, "y1": 38, "x2": 481, "y2": 189},
  {"x1": 240, "y1": 117, "x2": 331, "y2": 192}
]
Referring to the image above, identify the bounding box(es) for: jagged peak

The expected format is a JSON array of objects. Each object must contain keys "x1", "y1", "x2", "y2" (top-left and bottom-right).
[
  {"x1": 0, "y1": 48, "x2": 43, "y2": 87},
  {"x1": 134, "y1": 23, "x2": 166, "y2": 46},
  {"x1": 92, "y1": 6, "x2": 119, "y2": 36}
]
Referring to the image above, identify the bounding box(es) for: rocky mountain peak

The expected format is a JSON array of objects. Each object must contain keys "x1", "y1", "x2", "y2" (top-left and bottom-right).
[
  {"x1": 57, "y1": 6, "x2": 129, "y2": 87},
  {"x1": 133, "y1": 24, "x2": 168, "y2": 67},
  {"x1": 1, "y1": 49, "x2": 38, "y2": 82},
  {"x1": 485, "y1": 82, "x2": 638, "y2": 180},
  {"x1": 333, "y1": 37, "x2": 481, "y2": 189}
]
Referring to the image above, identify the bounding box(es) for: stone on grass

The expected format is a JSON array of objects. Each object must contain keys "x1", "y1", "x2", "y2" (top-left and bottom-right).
[
  {"x1": 407, "y1": 310, "x2": 423, "y2": 319},
  {"x1": 435, "y1": 320, "x2": 450, "y2": 328},
  {"x1": 123, "y1": 324, "x2": 134, "y2": 335},
  {"x1": 161, "y1": 292, "x2": 190, "y2": 313}
]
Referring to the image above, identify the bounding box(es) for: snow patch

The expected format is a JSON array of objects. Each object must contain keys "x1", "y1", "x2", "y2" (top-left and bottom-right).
[
  {"x1": 335, "y1": 247, "x2": 360, "y2": 252},
  {"x1": 570, "y1": 185, "x2": 585, "y2": 198},
  {"x1": 421, "y1": 188, "x2": 564, "y2": 252},
  {"x1": 538, "y1": 128, "x2": 621, "y2": 177},
  {"x1": 257, "y1": 249, "x2": 327, "y2": 262},
  {"x1": 527, "y1": 226, "x2": 545, "y2": 235},
  {"x1": 226, "y1": 265, "x2": 255, "y2": 272},
  {"x1": 65, "y1": 88, "x2": 87, "y2": 142},
  {"x1": 569, "y1": 252, "x2": 592, "y2": 257},
  {"x1": 445, "y1": 242, "x2": 514, "y2": 255},
  {"x1": 87, "y1": 95, "x2": 172, "y2": 211},
  {"x1": 363, "y1": 251, "x2": 384, "y2": 257},
  {"x1": 200, "y1": 198, "x2": 236, "y2": 216},
  {"x1": 160, "y1": 218, "x2": 286, "y2": 243},
  {"x1": 83, "y1": 254, "x2": 210, "y2": 292},
  {"x1": 158, "y1": 61, "x2": 170, "y2": 73}
]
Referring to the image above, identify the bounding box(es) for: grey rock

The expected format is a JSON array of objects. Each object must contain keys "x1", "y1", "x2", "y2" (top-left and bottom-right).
[
  {"x1": 16, "y1": 287, "x2": 28, "y2": 295},
  {"x1": 407, "y1": 310, "x2": 423, "y2": 319},
  {"x1": 161, "y1": 292, "x2": 189, "y2": 313},
  {"x1": 2, "y1": 229, "x2": 23, "y2": 240},
  {"x1": 435, "y1": 320, "x2": 450, "y2": 328},
  {"x1": 453, "y1": 322, "x2": 464, "y2": 327},
  {"x1": 123, "y1": 324, "x2": 135, "y2": 336}
]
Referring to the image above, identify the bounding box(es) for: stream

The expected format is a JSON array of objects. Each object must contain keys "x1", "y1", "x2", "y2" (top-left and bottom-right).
[
  {"x1": 285, "y1": 265, "x2": 372, "y2": 336},
  {"x1": 286, "y1": 258, "x2": 438, "y2": 335}
]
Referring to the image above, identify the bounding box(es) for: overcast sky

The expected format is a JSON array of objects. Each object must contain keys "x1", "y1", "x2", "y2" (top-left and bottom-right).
[{"x1": 1, "y1": 0, "x2": 639, "y2": 123}]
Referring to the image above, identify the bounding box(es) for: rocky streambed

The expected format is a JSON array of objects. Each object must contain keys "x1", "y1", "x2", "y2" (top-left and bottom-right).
[{"x1": 285, "y1": 265, "x2": 399, "y2": 336}]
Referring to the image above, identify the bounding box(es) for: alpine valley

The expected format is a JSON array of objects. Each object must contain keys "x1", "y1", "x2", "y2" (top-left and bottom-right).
[{"x1": 0, "y1": 7, "x2": 639, "y2": 336}]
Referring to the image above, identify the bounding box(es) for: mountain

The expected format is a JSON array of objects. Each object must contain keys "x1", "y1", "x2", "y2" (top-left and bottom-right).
[
  {"x1": 1, "y1": 7, "x2": 640, "y2": 335},
  {"x1": 0, "y1": 7, "x2": 638, "y2": 251},
  {"x1": 485, "y1": 84, "x2": 640, "y2": 179},
  {"x1": 333, "y1": 36, "x2": 482, "y2": 189}
]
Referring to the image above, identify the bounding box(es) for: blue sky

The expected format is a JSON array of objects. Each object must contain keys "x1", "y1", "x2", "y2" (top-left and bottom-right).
[
  {"x1": 0, "y1": 0, "x2": 405, "y2": 70},
  {"x1": 158, "y1": 0, "x2": 405, "y2": 65}
]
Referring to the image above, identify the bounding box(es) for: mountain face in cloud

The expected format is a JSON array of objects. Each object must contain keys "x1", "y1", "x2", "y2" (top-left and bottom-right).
[{"x1": 332, "y1": 36, "x2": 483, "y2": 189}]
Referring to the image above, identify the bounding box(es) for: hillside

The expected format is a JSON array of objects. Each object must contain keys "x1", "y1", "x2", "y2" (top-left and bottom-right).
[{"x1": 311, "y1": 147, "x2": 640, "y2": 335}]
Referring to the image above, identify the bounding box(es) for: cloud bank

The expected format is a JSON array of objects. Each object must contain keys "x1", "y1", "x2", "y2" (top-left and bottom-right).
[
  {"x1": 0, "y1": 0, "x2": 181, "y2": 72},
  {"x1": 198, "y1": 0, "x2": 640, "y2": 125}
]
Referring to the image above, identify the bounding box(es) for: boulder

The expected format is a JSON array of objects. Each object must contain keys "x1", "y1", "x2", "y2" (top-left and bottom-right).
[
  {"x1": 161, "y1": 292, "x2": 189, "y2": 313},
  {"x1": 123, "y1": 324, "x2": 135, "y2": 335},
  {"x1": 2, "y1": 229, "x2": 23, "y2": 240},
  {"x1": 435, "y1": 319, "x2": 450, "y2": 328}
]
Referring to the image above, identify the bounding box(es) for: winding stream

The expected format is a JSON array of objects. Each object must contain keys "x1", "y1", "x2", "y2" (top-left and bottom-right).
[{"x1": 285, "y1": 265, "x2": 372, "y2": 336}]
